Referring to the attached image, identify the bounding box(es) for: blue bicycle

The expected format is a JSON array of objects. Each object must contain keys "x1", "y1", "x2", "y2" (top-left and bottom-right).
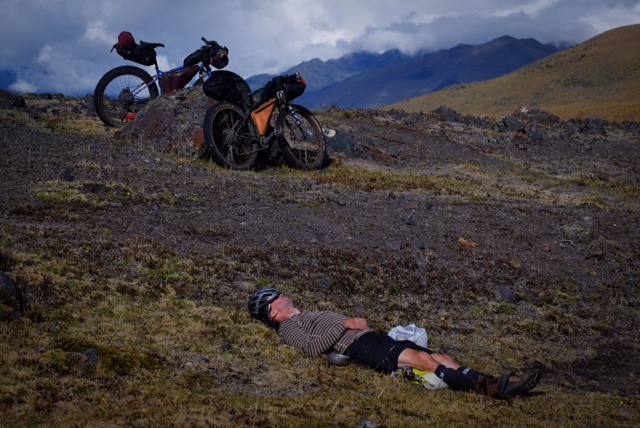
[{"x1": 93, "y1": 32, "x2": 247, "y2": 127}]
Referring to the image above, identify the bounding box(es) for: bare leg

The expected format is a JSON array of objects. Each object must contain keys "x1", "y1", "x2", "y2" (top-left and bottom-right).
[
  {"x1": 396, "y1": 348, "x2": 542, "y2": 398},
  {"x1": 431, "y1": 353, "x2": 460, "y2": 370},
  {"x1": 397, "y1": 349, "x2": 461, "y2": 372}
]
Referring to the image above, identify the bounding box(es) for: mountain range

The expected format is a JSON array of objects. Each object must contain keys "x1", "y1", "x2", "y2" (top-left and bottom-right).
[
  {"x1": 246, "y1": 36, "x2": 566, "y2": 110},
  {"x1": 391, "y1": 24, "x2": 640, "y2": 122},
  {"x1": 246, "y1": 49, "x2": 414, "y2": 94}
]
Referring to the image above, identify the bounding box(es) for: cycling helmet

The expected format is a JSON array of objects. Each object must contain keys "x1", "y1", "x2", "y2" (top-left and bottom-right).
[{"x1": 248, "y1": 287, "x2": 281, "y2": 322}]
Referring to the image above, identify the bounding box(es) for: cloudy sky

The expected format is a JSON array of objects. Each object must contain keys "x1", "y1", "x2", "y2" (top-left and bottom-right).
[{"x1": 1, "y1": 0, "x2": 638, "y2": 96}]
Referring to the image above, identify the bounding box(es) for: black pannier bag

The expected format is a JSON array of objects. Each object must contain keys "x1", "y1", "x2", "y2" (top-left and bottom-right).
[
  {"x1": 203, "y1": 74, "x2": 243, "y2": 103},
  {"x1": 260, "y1": 73, "x2": 306, "y2": 104},
  {"x1": 112, "y1": 31, "x2": 157, "y2": 66}
]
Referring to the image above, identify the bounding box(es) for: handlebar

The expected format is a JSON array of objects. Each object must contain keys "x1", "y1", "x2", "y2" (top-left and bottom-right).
[
  {"x1": 201, "y1": 37, "x2": 219, "y2": 46},
  {"x1": 183, "y1": 37, "x2": 228, "y2": 69}
]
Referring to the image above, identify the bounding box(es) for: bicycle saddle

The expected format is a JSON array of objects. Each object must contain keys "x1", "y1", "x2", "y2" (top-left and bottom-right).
[{"x1": 139, "y1": 41, "x2": 165, "y2": 49}]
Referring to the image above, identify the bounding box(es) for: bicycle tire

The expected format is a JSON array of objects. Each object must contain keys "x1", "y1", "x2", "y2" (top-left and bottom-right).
[
  {"x1": 94, "y1": 65, "x2": 158, "y2": 127},
  {"x1": 277, "y1": 104, "x2": 328, "y2": 170},
  {"x1": 203, "y1": 102, "x2": 259, "y2": 170}
]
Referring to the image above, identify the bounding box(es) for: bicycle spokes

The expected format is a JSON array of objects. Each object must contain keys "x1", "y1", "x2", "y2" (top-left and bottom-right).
[
  {"x1": 207, "y1": 105, "x2": 258, "y2": 169},
  {"x1": 94, "y1": 65, "x2": 158, "y2": 127},
  {"x1": 278, "y1": 105, "x2": 327, "y2": 170}
]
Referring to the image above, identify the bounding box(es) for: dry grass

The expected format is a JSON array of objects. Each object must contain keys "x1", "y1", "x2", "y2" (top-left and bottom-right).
[
  {"x1": 1, "y1": 105, "x2": 640, "y2": 427},
  {"x1": 306, "y1": 159, "x2": 639, "y2": 209},
  {"x1": 2, "y1": 257, "x2": 639, "y2": 428},
  {"x1": 391, "y1": 24, "x2": 640, "y2": 122},
  {"x1": 2, "y1": 270, "x2": 638, "y2": 427}
]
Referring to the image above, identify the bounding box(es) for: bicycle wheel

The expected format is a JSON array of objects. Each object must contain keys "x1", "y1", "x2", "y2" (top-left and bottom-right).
[
  {"x1": 277, "y1": 104, "x2": 328, "y2": 170},
  {"x1": 94, "y1": 65, "x2": 158, "y2": 127},
  {"x1": 203, "y1": 102, "x2": 259, "y2": 170}
]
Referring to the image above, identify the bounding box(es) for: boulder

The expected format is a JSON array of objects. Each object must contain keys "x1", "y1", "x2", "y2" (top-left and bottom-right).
[
  {"x1": 0, "y1": 89, "x2": 26, "y2": 109},
  {"x1": 117, "y1": 86, "x2": 215, "y2": 158},
  {"x1": 499, "y1": 115, "x2": 526, "y2": 133},
  {"x1": 569, "y1": 117, "x2": 610, "y2": 134},
  {"x1": 0, "y1": 272, "x2": 24, "y2": 320},
  {"x1": 432, "y1": 105, "x2": 461, "y2": 122},
  {"x1": 325, "y1": 130, "x2": 355, "y2": 153}
]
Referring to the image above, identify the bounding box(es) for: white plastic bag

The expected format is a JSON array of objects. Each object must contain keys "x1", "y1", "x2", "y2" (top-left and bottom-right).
[{"x1": 388, "y1": 324, "x2": 428, "y2": 348}]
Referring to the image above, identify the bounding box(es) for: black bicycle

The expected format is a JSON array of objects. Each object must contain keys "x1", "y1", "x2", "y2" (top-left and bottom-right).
[
  {"x1": 202, "y1": 72, "x2": 328, "y2": 171},
  {"x1": 94, "y1": 32, "x2": 234, "y2": 127}
]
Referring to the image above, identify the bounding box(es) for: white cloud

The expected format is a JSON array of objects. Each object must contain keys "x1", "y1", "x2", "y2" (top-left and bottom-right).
[
  {"x1": 9, "y1": 79, "x2": 37, "y2": 94},
  {"x1": 83, "y1": 20, "x2": 112, "y2": 44},
  {"x1": 578, "y1": 2, "x2": 640, "y2": 34},
  {"x1": 0, "y1": 0, "x2": 638, "y2": 95}
]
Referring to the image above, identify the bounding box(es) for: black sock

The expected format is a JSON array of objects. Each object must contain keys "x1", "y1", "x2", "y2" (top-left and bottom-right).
[
  {"x1": 456, "y1": 367, "x2": 490, "y2": 385},
  {"x1": 434, "y1": 364, "x2": 476, "y2": 391}
]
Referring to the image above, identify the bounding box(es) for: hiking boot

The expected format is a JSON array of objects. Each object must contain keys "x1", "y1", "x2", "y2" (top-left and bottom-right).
[
  {"x1": 502, "y1": 369, "x2": 543, "y2": 398},
  {"x1": 475, "y1": 374, "x2": 510, "y2": 398}
]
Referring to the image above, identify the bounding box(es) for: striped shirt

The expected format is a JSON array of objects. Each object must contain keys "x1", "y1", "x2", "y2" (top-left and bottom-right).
[{"x1": 278, "y1": 311, "x2": 369, "y2": 356}]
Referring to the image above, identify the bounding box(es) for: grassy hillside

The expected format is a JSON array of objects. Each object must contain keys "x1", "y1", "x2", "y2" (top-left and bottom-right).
[
  {"x1": 390, "y1": 24, "x2": 640, "y2": 122},
  {"x1": 2, "y1": 95, "x2": 640, "y2": 427}
]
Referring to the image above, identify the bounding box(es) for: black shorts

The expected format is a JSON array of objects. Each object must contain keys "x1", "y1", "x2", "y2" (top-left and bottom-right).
[{"x1": 344, "y1": 331, "x2": 432, "y2": 373}]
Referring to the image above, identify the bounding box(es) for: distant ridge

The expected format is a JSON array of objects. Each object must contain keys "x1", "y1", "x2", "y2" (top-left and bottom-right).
[
  {"x1": 245, "y1": 50, "x2": 415, "y2": 92},
  {"x1": 391, "y1": 24, "x2": 640, "y2": 122},
  {"x1": 246, "y1": 36, "x2": 563, "y2": 111},
  {"x1": 299, "y1": 36, "x2": 563, "y2": 110}
]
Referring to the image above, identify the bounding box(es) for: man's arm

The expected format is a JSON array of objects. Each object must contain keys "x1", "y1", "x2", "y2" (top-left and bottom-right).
[
  {"x1": 279, "y1": 312, "x2": 352, "y2": 357},
  {"x1": 342, "y1": 317, "x2": 369, "y2": 330}
]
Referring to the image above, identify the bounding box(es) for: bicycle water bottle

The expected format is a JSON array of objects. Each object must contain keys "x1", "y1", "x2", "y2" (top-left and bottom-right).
[{"x1": 199, "y1": 70, "x2": 210, "y2": 83}]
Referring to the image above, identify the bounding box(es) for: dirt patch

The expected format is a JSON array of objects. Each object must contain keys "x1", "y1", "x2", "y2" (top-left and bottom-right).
[{"x1": 1, "y1": 94, "x2": 640, "y2": 402}]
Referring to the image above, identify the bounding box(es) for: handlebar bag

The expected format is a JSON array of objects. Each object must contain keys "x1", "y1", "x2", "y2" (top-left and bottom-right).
[
  {"x1": 184, "y1": 47, "x2": 209, "y2": 67},
  {"x1": 184, "y1": 44, "x2": 229, "y2": 69},
  {"x1": 211, "y1": 47, "x2": 229, "y2": 69},
  {"x1": 284, "y1": 75, "x2": 306, "y2": 102},
  {"x1": 260, "y1": 74, "x2": 306, "y2": 104}
]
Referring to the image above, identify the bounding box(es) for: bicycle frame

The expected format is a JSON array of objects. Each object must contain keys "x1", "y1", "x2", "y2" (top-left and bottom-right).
[
  {"x1": 95, "y1": 36, "x2": 228, "y2": 127},
  {"x1": 239, "y1": 98, "x2": 305, "y2": 156},
  {"x1": 126, "y1": 63, "x2": 212, "y2": 103}
]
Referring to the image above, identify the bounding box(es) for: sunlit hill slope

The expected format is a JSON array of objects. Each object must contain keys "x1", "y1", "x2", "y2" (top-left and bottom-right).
[{"x1": 390, "y1": 24, "x2": 640, "y2": 122}]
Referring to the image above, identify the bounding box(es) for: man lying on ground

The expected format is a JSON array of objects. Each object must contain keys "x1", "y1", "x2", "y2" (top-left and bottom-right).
[{"x1": 248, "y1": 287, "x2": 542, "y2": 399}]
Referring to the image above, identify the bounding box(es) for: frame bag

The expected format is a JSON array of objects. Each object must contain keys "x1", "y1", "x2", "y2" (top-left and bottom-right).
[
  {"x1": 251, "y1": 98, "x2": 276, "y2": 135},
  {"x1": 159, "y1": 65, "x2": 199, "y2": 94}
]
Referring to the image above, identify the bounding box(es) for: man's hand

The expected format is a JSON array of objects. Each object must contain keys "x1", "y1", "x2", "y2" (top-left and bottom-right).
[{"x1": 343, "y1": 317, "x2": 370, "y2": 331}]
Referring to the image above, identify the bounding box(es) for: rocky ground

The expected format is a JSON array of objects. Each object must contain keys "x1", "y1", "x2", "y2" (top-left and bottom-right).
[{"x1": 1, "y1": 89, "x2": 639, "y2": 423}]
